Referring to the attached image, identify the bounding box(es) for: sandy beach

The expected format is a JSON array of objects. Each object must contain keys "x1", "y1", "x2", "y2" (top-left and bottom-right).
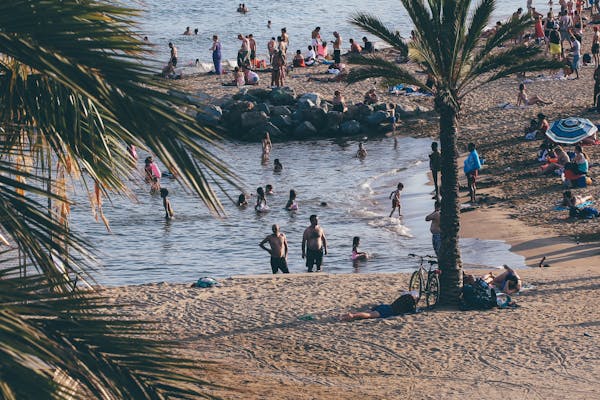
[{"x1": 101, "y1": 25, "x2": 600, "y2": 399}]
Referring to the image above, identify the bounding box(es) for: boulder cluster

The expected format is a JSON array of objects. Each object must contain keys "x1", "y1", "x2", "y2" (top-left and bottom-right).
[{"x1": 192, "y1": 87, "x2": 433, "y2": 141}]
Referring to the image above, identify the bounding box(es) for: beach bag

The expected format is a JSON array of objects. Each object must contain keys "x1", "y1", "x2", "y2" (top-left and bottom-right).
[
  {"x1": 583, "y1": 53, "x2": 592, "y2": 64},
  {"x1": 461, "y1": 279, "x2": 496, "y2": 310},
  {"x1": 192, "y1": 277, "x2": 221, "y2": 288}
]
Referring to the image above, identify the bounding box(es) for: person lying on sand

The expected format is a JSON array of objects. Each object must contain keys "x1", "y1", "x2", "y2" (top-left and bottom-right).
[
  {"x1": 561, "y1": 190, "x2": 593, "y2": 207},
  {"x1": 341, "y1": 291, "x2": 418, "y2": 321},
  {"x1": 516, "y1": 83, "x2": 553, "y2": 106},
  {"x1": 482, "y1": 265, "x2": 522, "y2": 295}
]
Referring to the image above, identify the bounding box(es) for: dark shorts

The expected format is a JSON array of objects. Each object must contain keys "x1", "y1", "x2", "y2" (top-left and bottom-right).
[
  {"x1": 392, "y1": 199, "x2": 400, "y2": 208},
  {"x1": 593, "y1": 43, "x2": 600, "y2": 55},
  {"x1": 306, "y1": 248, "x2": 324, "y2": 271},
  {"x1": 372, "y1": 304, "x2": 393, "y2": 318},
  {"x1": 432, "y1": 233, "x2": 441, "y2": 257},
  {"x1": 250, "y1": 50, "x2": 256, "y2": 60},
  {"x1": 270, "y1": 257, "x2": 289, "y2": 274},
  {"x1": 467, "y1": 170, "x2": 478, "y2": 185},
  {"x1": 171, "y1": 57, "x2": 178, "y2": 67}
]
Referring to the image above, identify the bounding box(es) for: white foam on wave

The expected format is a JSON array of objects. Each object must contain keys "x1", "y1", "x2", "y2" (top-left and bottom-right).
[{"x1": 368, "y1": 217, "x2": 413, "y2": 237}]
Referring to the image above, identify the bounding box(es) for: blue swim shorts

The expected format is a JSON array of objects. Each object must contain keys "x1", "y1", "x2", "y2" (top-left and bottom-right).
[{"x1": 372, "y1": 304, "x2": 394, "y2": 318}]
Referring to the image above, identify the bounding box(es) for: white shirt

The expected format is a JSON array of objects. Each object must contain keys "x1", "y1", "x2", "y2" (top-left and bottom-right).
[
  {"x1": 572, "y1": 39, "x2": 581, "y2": 56},
  {"x1": 306, "y1": 49, "x2": 316, "y2": 59}
]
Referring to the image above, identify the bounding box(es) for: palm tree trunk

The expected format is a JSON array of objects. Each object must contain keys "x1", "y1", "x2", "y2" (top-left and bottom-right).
[{"x1": 437, "y1": 103, "x2": 463, "y2": 305}]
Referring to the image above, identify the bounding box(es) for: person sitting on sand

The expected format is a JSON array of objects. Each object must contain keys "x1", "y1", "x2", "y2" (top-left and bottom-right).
[
  {"x1": 341, "y1": 291, "x2": 418, "y2": 321},
  {"x1": 573, "y1": 144, "x2": 589, "y2": 174},
  {"x1": 293, "y1": 50, "x2": 306, "y2": 67},
  {"x1": 363, "y1": 88, "x2": 378, "y2": 105},
  {"x1": 285, "y1": 189, "x2": 298, "y2": 211},
  {"x1": 349, "y1": 38, "x2": 362, "y2": 53},
  {"x1": 305, "y1": 45, "x2": 317, "y2": 66},
  {"x1": 562, "y1": 190, "x2": 593, "y2": 207},
  {"x1": 540, "y1": 145, "x2": 570, "y2": 175},
  {"x1": 273, "y1": 158, "x2": 283, "y2": 172},
  {"x1": 362, "y1": 36, "x2": 374, "y2": 53},
  {"x1": 222, "y1": 67, "x2": 245, "y2": 87},
  {"x1": 536, "y1": 113, "x2": 550, "y2": 139},
  {"x1": 237, "y1": 193, "x2": 248, "y2": 207},
  {"x1": 517, "y1": 83, "x2": 553, "y2": 106},
  {"x1": 482, "y1": 265, "x2": 522, "y2": 295},
  {"x1": 356, "y1": 142, "x2": 367, "y2": 158},
  {"x1": 351, "y1": 236, "x2": 368, "y2": 262},
  {"x1": 242, "y1": 64, "x2": 259, "y2": 85},
  {"x1": 332, "y1": 90, "x2": 347, "y2": 112}
]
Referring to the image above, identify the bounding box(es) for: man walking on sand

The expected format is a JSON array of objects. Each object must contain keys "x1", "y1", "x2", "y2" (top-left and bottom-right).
[
  {"x1": 332, "y1": 31, "x2": 342, "y2": 64},
  {"x1": 425, "y1": 201, "x2": 441, "y2": 257},
  {"x1": 302, "y1": 215, "x2": 327, "y2": 272},
  {"x1": 168, "y1": 42, "x2": 178, "y2": 66},
  {"x1": 259, "y1": 224, "x2": 289, "y2": 274}
]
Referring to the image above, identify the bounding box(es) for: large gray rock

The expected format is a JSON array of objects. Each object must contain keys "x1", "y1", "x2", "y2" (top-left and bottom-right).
[
  {"x1": 294, "y1": 121, "x2": 317, "y2": 138},
  {"x1": 255, "y1": 102, "x2": 271, "y2": 115},
  {"x1": 291, "y1": 109, "x2": 303, "y2": 122},
  {"x1": 298, "y1": 92, "x2": 322, "y2": 106},
  {"x1": 222, "y1": 100, "x2": 255, "y2": 126},
  {"x1": 302, "y1": 107, "x2": 327, "y2": 129},
  {"x1": 246, "y1": 88, "x2": 271, "y2": 100},
  {"x1": 195, "y1": 104, "x2": 222, "y2": 126},
  {"x1": 249, "y1": 122, "x2": 283, "y2": 141},
  {"x1": 270, "y1": 105, "x2": 292, "y2": 116},
  {"x1": 232, "y1": 88, "x2": 258, "y2": 102},
  {"x1": 241, "y1": 111, "x2": 269, "y2": 128},
  {"x1": 297, "y1": 98, "x2": 316, "y2": 110},
  {"x1": 355, "y1": 103, "x2": 374, "y2": 122},
  {"x1": 269, "y1": 87, "x2": 296, "y2": 105},
  {"x1": 271, "y1": 114, "x2": 293, "y2": 131},
  {"x1": 340, "y1": 120, "x2": 362, "y2": 136},
  {"x1": 366, "y1": 110, "x2": 389, "y2": 126},
  {"x1": 326, "y1": 111, "x2": 344, "y2": 127},
  {"x1": 373, "y1": 102, "x2": 388, "y2": 112}
]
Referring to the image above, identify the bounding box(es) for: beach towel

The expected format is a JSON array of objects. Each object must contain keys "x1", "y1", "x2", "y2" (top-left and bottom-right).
[{"x1": 554, "y1": 200, "x2": 593, "y2": 211}]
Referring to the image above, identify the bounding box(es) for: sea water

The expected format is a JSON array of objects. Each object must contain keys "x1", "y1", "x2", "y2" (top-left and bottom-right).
[
  {"x1": 70, "y1": 137, "x2": 524, "y2": 286},
  {"x1": 131, "y1": 0, "x2": 537, "y2": 69}
]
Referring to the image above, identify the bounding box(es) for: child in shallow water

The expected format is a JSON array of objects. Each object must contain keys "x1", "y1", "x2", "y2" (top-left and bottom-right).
[
  {"x1": 351, "y1": 236, "x2": 368, "y2": 261},
  {"x1": 160, "y1": 188, "x2": 174, "y2": 219},
  {"x1": 285, "y1": 189, "x2": 298, "y2": 211},
  {"x1": 389, "y1": 182, "x2": 404, "y2": 217}
]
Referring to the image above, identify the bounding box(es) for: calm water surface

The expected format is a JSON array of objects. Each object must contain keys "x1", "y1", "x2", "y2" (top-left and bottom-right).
[
  {"x1": 71, "y1": 137, "x2": 524, "y2": 286},
  {"x1": 131, "y1": 0, "x2": 535, "y2": 66}
]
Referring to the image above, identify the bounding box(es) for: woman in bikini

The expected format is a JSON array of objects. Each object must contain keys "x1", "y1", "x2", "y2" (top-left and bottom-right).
[{"x1": 516, "y1": 83, "x2": 553, "y2": 106}]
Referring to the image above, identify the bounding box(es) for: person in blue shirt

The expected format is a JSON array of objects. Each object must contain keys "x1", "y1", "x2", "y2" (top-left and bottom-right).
[{"x1": 464, "y1": 142, "x2": 482, "y2": 203}]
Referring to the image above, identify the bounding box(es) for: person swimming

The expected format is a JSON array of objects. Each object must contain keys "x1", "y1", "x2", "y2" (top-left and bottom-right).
[
  {"x1": 285, "y1": 189, "x2": 298, "y2": 211},
  {"x1": 273, "y1": 158, "x2": 283, "y2": 172},
  {"x1": 255, "y1": 186, "x2": 269, "y2": 212},
  {"x1": 351, "y1": 236, "x2": 368, "y2": 261},
  {"x1": 160, "y1": 188, "x2": 174, "y2": 219}
]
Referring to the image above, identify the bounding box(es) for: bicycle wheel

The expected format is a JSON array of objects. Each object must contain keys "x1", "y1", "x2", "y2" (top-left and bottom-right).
[
  {"x1": 426, "y1": 272, "x2": 440, "y2": 309},
  {"x1": 409, "y1": 271, "x2": 423, "y2": 305}
]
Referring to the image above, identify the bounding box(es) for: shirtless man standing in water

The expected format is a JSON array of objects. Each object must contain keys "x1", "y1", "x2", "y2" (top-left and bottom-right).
[
  {"x1": 425, "y1": 201, "x2": 441, "y2": 257},
  {"x1": 259, "y1": 224, "x2": 289, "y2": 274},
  {"x1": 302, "y1": 215, "x2": 328, "y2": 272}
]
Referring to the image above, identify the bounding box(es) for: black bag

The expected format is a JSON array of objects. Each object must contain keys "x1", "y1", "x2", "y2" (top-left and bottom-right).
[{"x1": 460, "y1": 279, "x2": 496, "y2": 310}]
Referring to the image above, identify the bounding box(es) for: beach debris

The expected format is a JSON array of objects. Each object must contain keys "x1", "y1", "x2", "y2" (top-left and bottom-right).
[
  {"x1": 191, "y1": 277, "x2": 221, "y2": 288},
  {"x1": 297, "y1": 314, "x2": 315, "y2": 321}
]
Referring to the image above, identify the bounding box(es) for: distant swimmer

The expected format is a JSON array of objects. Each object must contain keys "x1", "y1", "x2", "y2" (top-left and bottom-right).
[
  {"x1": 351, "y1": 236, "x2": 368, "y2": 262},
  {"x1": 237, "y1": 193, "x2": 248, "y2": 207},
  {"x1": 183, "y1": 26, "x2": 192, "y2": 36},
  {"x1": 259, "y1": 224, "x2": 289, "y2": 274},
  {"x1": 267, "y1": 20, "x2": 272, "y2": 29},
  {"x1": 273, "y1": 158, "x2": 283, "y2": 172},
  {"x1": 389, "y1": 182, "x2": 404, "y2": 217},
  {"x1": 160, "y1": 188, "x2": 174, "y2": 219},
  {"x1": 237, "y1": 3, "x2": 248, "y2": 13},
  {"x1": 255, "y1": 186, "x2": 268, "y2": 212},
  {"x1": 302, "y1": 215, "x2": 327, "y2": 272},
  {"x1": 262, "y1": 132, "x2": 272, "y2": 155},
  {"x1": 285, "y1": 189, "x2": 298, "y2": 211},
  {"x1": 425, "y1": 201, "x2": 441, "y2": 257},
  {"x1": 356, "y1": 142, "x2": 367, "y2": 158},
  {"x1": 265, "y1": 184, "x2": 274, "y2": 195}
]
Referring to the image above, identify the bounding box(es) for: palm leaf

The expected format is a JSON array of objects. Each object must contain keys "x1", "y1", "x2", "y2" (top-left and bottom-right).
[{"x1": 349, "y1": 13, "x2": 408, "y2": 55}]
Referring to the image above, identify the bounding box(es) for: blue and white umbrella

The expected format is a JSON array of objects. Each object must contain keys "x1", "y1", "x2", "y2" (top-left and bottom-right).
[{"x1": 546, "y1": 117, "x2": 597, "y2": 145}]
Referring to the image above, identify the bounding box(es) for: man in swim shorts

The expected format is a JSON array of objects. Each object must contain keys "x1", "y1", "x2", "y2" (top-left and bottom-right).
[
  {"x1": 168, "y1": 42, "x2": 178, "y2": 66},
  {"x1": 425, "y1": 201, "x2": 441, "y2": 257},
  {"x1": 302, "y1": 215, "x2": 328, "y2": 272},
  {"x1": 259, "y1": 224, "x2": 289, "y2": 274}
]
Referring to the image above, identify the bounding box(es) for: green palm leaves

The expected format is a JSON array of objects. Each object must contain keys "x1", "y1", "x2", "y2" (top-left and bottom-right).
[{"x1": 0, "y1": 0, "x2": 237, "y2": 397}]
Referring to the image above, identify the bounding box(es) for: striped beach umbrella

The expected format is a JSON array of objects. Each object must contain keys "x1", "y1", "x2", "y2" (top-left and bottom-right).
[{"x1": 546, "y1": 117, "x2": 598, "y2": 145}]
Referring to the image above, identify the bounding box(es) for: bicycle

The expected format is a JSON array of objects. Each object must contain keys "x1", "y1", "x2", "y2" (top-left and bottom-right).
[{"x1": 408, "y1": 253, "x2": 441, "y2": 309}]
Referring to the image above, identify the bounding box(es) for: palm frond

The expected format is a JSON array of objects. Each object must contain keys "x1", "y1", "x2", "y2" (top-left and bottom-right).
[
  {"x1": 345, "y1": 54, "x2": 426, "y2": 90},
  {"x1": 349, "y1": 13, "x2": 408, "y2": 55}
]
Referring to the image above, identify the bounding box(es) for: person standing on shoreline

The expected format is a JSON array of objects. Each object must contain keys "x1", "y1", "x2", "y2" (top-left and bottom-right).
[
  {"x1": 302, "y1": 215, "x2": 327, "y2": 272},
  {"x1": 332, "y1": 31, "x2": 342, "y2": 64},
  {"x1": 388, "y1": 182, "x2": 404, "y2": 217},
  {"x1": 429, "y1": 142, "x2": 441, "y2": 199},
  {"x1": 210, "y1": 35, "x2": 222, "y2": 75},
  {"x1": 248, "y1": 34, "x2": 257, "y2": 68},
  {"x1": 464, "y1": 142, "x2": 482, "y2": 203},
  {"x1": 259, "y1": 224, "x2": 289, "y2": 274},
  {"x1": 426, "y1": 201, "x2": 441, "y2": 257},
  {"x1": 237, "y1": 34, "x2": 249, "y2": 67}
]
